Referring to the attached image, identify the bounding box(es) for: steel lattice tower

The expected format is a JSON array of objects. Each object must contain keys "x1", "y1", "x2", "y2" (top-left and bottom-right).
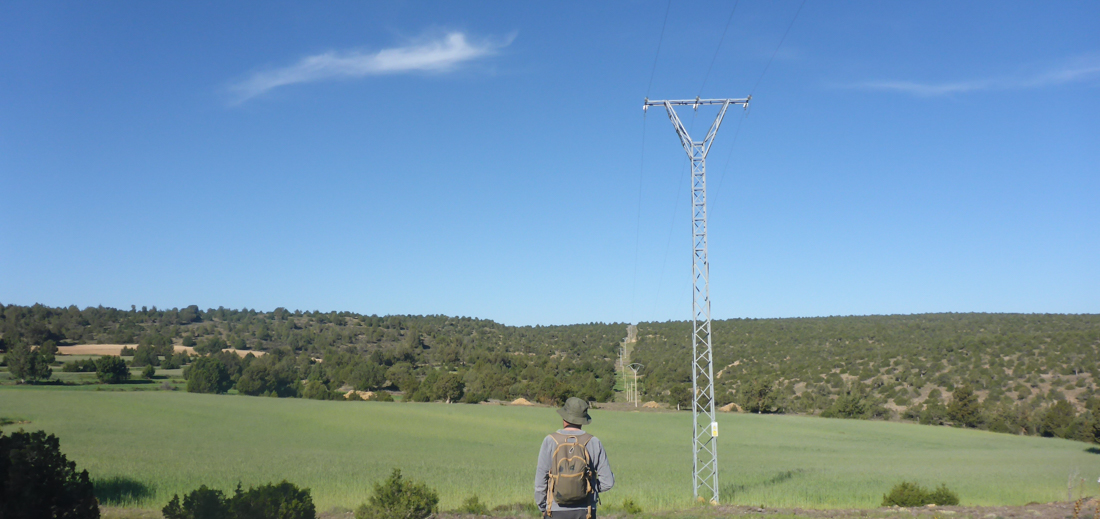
[{"x1": 644, "y1": 96, "x2": 749, "y2": 504}]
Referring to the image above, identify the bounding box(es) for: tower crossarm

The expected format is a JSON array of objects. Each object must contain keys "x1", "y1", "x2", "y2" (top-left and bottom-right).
[
  {"x1": 644, "y1": 97, "x2": 750, "y2": 108},
  {"x1": 644, "y1": 97, "x2": 750, "y2": 159}
]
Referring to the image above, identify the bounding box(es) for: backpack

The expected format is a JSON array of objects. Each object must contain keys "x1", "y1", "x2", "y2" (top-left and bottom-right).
[{"x1": 546, "y1": 432, "x2": 594, "y2": 513}]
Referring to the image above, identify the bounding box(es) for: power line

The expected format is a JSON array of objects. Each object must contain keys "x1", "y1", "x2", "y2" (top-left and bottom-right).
[
  {"x1": 714, "y1": 0, "x2": 807, "y2": 208},
  {"x1": 698, "y1": 0, "x2": 740, "y2": 97},
  {"x1": 711, "y1": 110, "x2": 746, "y2": 206},
  {"x1": 652, "y1": 157, "x2": 691, "y2": 318},
  {"x1": 633, "y1": 0, "x2": 673, "y2": 325},
  {"x1": 630, "y1": 117, "x2": 648, "y2": 323},
  {"x1": 751, "y1": 0, "x2": 807, "y2": 95},
  {"x1": 645, "y1": 0, "x2": 673, "y2": 98}
]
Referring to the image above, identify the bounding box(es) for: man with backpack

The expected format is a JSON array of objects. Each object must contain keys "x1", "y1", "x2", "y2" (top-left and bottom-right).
[{"x1": 534, "y1": 397, "x2": 615, "y2": 518}]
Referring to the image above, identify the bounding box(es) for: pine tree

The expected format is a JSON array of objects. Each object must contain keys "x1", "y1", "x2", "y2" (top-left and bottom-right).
[{"x1": 948, "y1": 384, "x2": 982, "y2": 428}]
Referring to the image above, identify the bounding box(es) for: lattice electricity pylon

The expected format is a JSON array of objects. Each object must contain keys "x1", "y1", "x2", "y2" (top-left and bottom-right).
[{"x1": 643, "y1": 96, "x2": 749, "y2": 504}]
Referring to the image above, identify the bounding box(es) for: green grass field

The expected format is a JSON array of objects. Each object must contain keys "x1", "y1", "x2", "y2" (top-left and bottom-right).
[{"x1": 1, "y1": 387, "x2": 1094, "y2": 512}]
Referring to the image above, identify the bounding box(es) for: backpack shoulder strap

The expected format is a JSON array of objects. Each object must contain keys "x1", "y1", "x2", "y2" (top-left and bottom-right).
[{"x1": 573, "y1": 433, "x2": 593, "y2": 448}]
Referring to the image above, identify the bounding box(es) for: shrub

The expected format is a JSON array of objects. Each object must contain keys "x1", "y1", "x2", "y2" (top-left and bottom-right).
[
  {"x1": 303, "y1": 379, "x2": 338, "y2": 400},
  {"x1": 948, "y1": 384, "x2": 982, "y2": 428},
  {"x1": 457, "y1": 494, "x2": 489, "y2": 515},
  {"x1": 96, "y1": 355, "x2": 131, "y2": 384},
  {"x1": 1040, "y1": 400, "x2": 1076, "y2": 438},
  {"x1": 142, "y1": 365, "x2": 156, "y2": 379},
  {"x1": 410, "y1": 388, "x2": 431, "y2": 403},
  {"x1": 236, "y1": 361, "x2": 299, "y2": 398},
  {"x1": 919, "y1": 399, "x2": 949, "y2": 426},
  {"x1": 162, "y1": 481, "x2": 314, "y2": 519},
  {"x1": 882, "y1": 481, "x2": 959, "y2": 506},
  {"x1": 372, "y1": 391, "x2": 394, "y2": 402},
  {"x1": 5, "y1": 342, "x2": 52, "y2": 382},
  {"x1": 162, "y1": 352, "x2": 182, "y2": 370},
  {"x1": 63, "y1": 358, "x2": 98, "y2": 372},
  {"x1": 0, "y1": 430, "x2": 99, "y2": 518},
  {"x1": 621, "y1": 498, "x2": 643, "y2": 515},
  {"x1": 740, "y1": 378, "x2": 778, "y2": 414},
  {"x1": 462, "y1": 391, "x2": 488, "y2": 404},
  {"x1": 355, "y1": 469, "x2": 438, "y2": 519},
  {"x1": 194, "y1": 337, "x2": 228, "y2": 355},
  {"x1": 40, "y1": 340, "x2": 58, "y2": 364},
  {"x1": 431, "y1": 372, "x2": 465, "y2": 403},
  {"x1": 130, "y1": 343, "x2": 161, "y2": 367},
  {"x1": 822, "y1": 383, "x2": 869, "y2": 419},
  {"x1": 187, "y1": 356, "x2": 232, "y2": 394},
  {"x1": 163, "y1": 486, "x2": 231, "y2": 519},
  {"x1": 927, "y1": 484, "x2": 960, "y2": 505},
  {"x1": 882, "y1": 481, "x2": 927, "y2": 506},
  {"x1": 231, "y1": 480, "x2": 315, "y2": 519}
]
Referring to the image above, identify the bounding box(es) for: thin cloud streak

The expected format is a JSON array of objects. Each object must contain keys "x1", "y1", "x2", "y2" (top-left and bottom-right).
[
  {"x1": 848, "y1": 58, "x2": 1100, "y2": 96},
  {"x1": 230, "y1": 32, "x2": 512, "y2": 103}
]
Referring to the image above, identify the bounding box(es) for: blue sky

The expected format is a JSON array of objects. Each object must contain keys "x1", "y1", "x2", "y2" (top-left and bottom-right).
[{"x1": 1, "y1": 1, "x2": 1097, "y2": 326}]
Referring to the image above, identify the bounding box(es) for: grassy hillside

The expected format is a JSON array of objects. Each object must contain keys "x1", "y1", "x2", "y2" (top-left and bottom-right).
[{"x1": 1, "y1": 387, "x2": 1093, "y2": 511}]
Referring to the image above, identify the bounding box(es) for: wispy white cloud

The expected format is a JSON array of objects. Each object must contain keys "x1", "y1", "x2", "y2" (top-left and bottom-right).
[
  {"x1": 230, "y1": 32, "x2": 512, "y2": 103},
  {"x1": 844, "y1": 56, "x2": 1100, "y2": 96}
]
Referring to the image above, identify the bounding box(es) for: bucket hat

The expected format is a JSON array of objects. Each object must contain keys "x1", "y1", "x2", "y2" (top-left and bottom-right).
[{"x1": 557, "y1": 397, "x2": 592, "y2": 425}]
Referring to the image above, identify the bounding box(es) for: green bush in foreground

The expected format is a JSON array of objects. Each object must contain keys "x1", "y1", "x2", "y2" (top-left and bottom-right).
[
  {"x1": 926, "y1": 484, "x2": 960, "y2": 505},
  {"x1": 882, "y1": 481, "x2": 959, "y2": 506},
  {"x1": 231, "y1": 481, "x2": 315, "y2": 519},
  {"x1": 162, "y1": 480, "x2": 314, "y2": 519},
  {"x1": 457, "y1": 494, "x2": 489, "y2": 515},
  {"x1": 163, "y1": 485, "x2": 230, "y2": 519},
  {"x1": 356, "y1": 469, "x2": 439, "y2": 519},
  {"x1": 0, "y1": 430, "x2": 100, "y2": 518}
]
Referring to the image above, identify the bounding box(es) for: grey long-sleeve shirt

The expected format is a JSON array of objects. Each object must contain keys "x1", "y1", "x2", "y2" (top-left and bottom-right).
[{"x1": 534, "y1": 429, "x2": 615, "y2": 512}]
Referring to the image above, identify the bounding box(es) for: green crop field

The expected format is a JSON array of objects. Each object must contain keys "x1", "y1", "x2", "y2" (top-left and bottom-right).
[{"x1": 0, "y1": 387, "x2": 1093, "y2": 512}]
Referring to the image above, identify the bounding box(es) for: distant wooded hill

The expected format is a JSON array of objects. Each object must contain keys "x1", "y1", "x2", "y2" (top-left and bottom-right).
[
  {"x1": 634, "y1": 313, "x2": 1100, "y2": 440},
  {"x1": 2, "y1": 304, "x2": 1099, "y2": 441}
]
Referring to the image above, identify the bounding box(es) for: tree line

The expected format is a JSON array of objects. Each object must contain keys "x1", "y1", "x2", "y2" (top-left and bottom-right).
[
  {"x1": 5, "y1": 303, "x2": 1100, "y2": 442},
  {"x1": 0, "y1": 303, "x2": 619, "y2": 404}
]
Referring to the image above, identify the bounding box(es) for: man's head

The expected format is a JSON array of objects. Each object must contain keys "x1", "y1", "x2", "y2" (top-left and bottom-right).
[{"x1": 557, "y1": 397, "x2": 591, "y2": 428}]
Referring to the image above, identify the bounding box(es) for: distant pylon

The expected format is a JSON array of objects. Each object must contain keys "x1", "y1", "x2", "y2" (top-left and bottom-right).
[{"x1": 643, "y1": 96, "x2": 749, "y2": 504}]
